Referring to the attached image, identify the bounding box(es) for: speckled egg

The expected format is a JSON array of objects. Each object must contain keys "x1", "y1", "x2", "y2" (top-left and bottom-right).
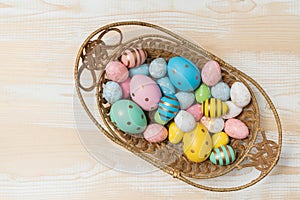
[
  {"x1": 201, "y1": 116, "x2": 225, "y2": 133},
  {"x1": 149, "y1": 58, "x2": 167, "y2": 78},
  {"x1": 129, "y1": 63, "x2": 149, "y2": 77},
  {"x1": 105, "y1": 61, "x2": 129, "y2": 83},
  {"x1": 230, "y1": 82, "x2": 251, "y2": 108},
  {"x1": 224, "y1": 118, "x2": 249, "y2": 139},
  {"x1": 158, "y1": 94, "x2": 180, "y2": 122},
  {"x1": 174, "y1": 110, "x2": 196, "y2": 132},
  {"x1": 175, "y1": 92, "x2": 195, "y2": 110},
  {"x1": 119, "y1": 77, "x2": 131, "y2": 99},
  {"x1": 157, "y1": 77, "x2": 175, "y2": 95},
  {"x1": 195, "y1": 83, "x2": 211, "y2": 103},
  {"x1": 202, "y1": 98, "x2": 228, "y2": 118},
  {"x1": 210, "y1": 145, "x2": 236, "y2": 166},
  {"x1": 211, "y1": 81, "x2": 230, "y2": 101},
  {"x1": 183, "y1": 123, "x2": 213, "y2": 163},
  {"x1": 201, "y1": 60, "x2": 222, "y2": 86},
  {"x1": 130, "y1": 74, "x2": 162, "y2": 111},
  {"x1": 167, "y1": 56, "x2": 201, "y2": 92},
  {"x1": 168, "y1": 122, "x2": 185, "y2": 144},
  {"x1": 109, "y1": 99, "x2": 147, "y2": 134},
  {"x1": 103, "y1": 81, "x2": 123, "y2": 104},
  {"x1": 154, "y1": 110, "x2": 167, "y2": 125},
  {"x1": 222, "y1": 101, "x2": 243, "y2": 119},
  {"x1": 186, "y1": 104, "x2": 203, "y2": 121},
  {"x1": 143, "y1": 123, "x2": 168, "y2": 143},
  {"x1": 120, "y1": 48, "x2": 147, "y2": 68},
  {"x1": 212, "y1": 132, "x2": 230, "y2": 148}
]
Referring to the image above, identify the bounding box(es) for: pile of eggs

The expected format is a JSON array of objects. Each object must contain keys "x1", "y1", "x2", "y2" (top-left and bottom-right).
[{"x1": 103, "y1": 48, "x2": 251, "y2": 166}]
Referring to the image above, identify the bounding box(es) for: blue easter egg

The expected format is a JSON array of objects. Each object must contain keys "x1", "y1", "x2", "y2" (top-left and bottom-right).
[
  {"x1": 149, "y1": 58, "x2": 167, "y2": 79},
  {"x1": 158, "y1": 94, "x2": 180, "y2": 122},
  {"x1": 211, "y1": 81, "x2": 230, "y2": 101},
  {"x1": 129, "y1": 63, "x2": 149, "y2": 77},
  {"x1": 103, "y1": 81, "x2": 122, "y2": 104},
  {"x1": 167, "y1": 56, "x2": 201, "y2": 92},
  {"x1": 157, "y1": 77, "x2": 175, "y2": 95}
]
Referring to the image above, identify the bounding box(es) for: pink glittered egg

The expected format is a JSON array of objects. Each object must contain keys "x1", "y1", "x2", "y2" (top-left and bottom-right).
[
  {"x1": 130, "y1": 74, "x2": 162, "y2": 111},
  {"x1": 143, "y1": 123, "x2": 168, "y2": 143},
  {"x1": 224, "y1": 118, "x2": 249, "y2": 139},
  {"x1": 120, "y1": 48, "x2": 147, "y2": 68},
  {"x1": 105, "y1": 61, "x2": 129, "y2": 82},
  {"x1": 119, "y1": 77, "x2": 131, "y2": 99},
  {"x1": 201, "y1": 60, "x2": 221, "y2": 86},
  {"x1": 186, "y1": 104, "x2": 203, "y2": 121}
]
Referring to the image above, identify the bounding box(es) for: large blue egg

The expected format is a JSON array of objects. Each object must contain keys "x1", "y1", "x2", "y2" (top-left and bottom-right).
[
  {"x1": 167, "y1": 56, "x2": 201, "y2": 92},
  {"x1": 158, "y1": 94, "x2": 180, "y2": 122}
]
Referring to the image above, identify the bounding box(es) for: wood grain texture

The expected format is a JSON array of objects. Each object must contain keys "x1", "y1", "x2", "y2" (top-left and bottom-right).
[{"x1": 0, "y1": 0, "x2": 299, "y2": 199}]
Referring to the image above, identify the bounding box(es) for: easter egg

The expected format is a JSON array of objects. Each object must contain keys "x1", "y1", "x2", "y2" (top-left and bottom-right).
[
  {"x1": 202, "y1": 98, "x2": 228, "y2": 118},
  {"x1": 129, "y1": 63, "x2": 149, "y2": 77},
  {"x1": 212, "y1": 132, "x2": 230, "y2": 148},
  {"x1": 149, "y1": 58, "x2": 167, "y2": 78},
  {"x1": 230, "y1": 82, "x2": 251, "y2": 108},
  {"x1": 120, "y1": 48, "x2": 147, "y2": 68},
  {"x1": 186, "y1": 104, "x2": 203, "y2": 121},
  {"x1": 143, "y1": 124, "x2": 168, "y2": 143},
  {"x1": 110, "y1": 100, "x2": 147, "y2": 134},
  {"x1": 174, "y1": 110, "x2": 196, "y2": 132},
  {"x1": 201, "y1": 116, "x2": 225, "y2": 133},
  {"x1": 222, "y1": 101, "x2": 243, "y2": 119},
  {"x1": 119, "y1": 77, "x2": 131, "y2": 99},
  {"x1": 195, "y1": 83, "x2": 211, "y2": 103},
  {"x1": 209, "y1": 145, "x2": 236, "y2": 165},
  {"x1": 103, "y1": 81, "x2": 122, "y2": 104},
  {"x1": 154, "y1": 110, "x2": 167, "y2": 125},
  {"x1": 224, "y1": 118, "x2": 249, "y2": 139},
  {"x1": 158, "y1": 94, "x2": 180, "y2": 122},
  {"x1": 183, "y1": 123, "x2": 213, "y2": 163},
  {"x1": 211, "y1": 81, "x2": 230, "y2": 101},
  {"x1": 167, "y1": 56, "x2": 201, "y2": 92},
  {"x1": 168, "y1": 122, "x2": 185, "y2": 144},
  {"x1": 201, "y1": 60, "x2": 222, "y2": 86},
  {"x1": 130, "y1": 74, "x2": 162, "y2": 111},
  {"x1": 175, "y1": 92, "x2": 195, "y2": 110},
  {"x1": 157, "y1": 77, "x2": 175, "y2": 95},
  {"x1": 105, "y1": 61, "x2": 129, "y2": 83}
]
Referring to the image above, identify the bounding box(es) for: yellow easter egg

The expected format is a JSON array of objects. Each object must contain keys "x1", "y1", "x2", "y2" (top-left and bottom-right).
[
  {"x1": 168, "y1": 122, "x2": 184, "y2": 144},
  {"x1": 212, "y1": 132, "x2": 230, "y2": 148},
  {"x1": 182, "y1": 123, "x2": 212, "y2": 163}
]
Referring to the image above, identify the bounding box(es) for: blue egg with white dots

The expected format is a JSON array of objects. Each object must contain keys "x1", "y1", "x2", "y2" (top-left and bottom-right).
[
  {"x1": 158, "y1": 94, "x2": 180, "y2": 122},
  {"x1": 129, "y1": 63, "x2": 149, "y2": 77},
  {"x1": 157, "y1": 77, "x2": 175, "y2": 95},
  {"x1": 167, "y1": 56, "x2": 201, "y2": 92},
  {"x1": 211, "y1": 81, "x2": 230, "y2": 101},
  {"x1": 103, "y1": 81, "x2": 123, "y2": 104}
]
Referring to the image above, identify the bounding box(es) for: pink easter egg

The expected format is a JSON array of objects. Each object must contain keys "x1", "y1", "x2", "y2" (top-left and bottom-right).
[
  {"x1": 143, "y1": 124, "x2": 168, "y2": 143},
  {"x1": 201, "y1": 60, "x2": 222, "y2": 86},
  {"x1": 186, "y1": 104, "x2": 203, "y2": 121},
  {"x1": 224, "y1": 118, "x2": 249, "y2": 139},
  {"x1": 119, "y1": 77, "x2": 131, "y2": 99},
  {"x1": 130, "y1": 74, "x2": 162, "y2": 111},
  {"x1": 105, "y1": 61, "x2": 129, "y2": 82},
  {"x1": 121, "y1": 48, "x2": 147, "y2": 68}
]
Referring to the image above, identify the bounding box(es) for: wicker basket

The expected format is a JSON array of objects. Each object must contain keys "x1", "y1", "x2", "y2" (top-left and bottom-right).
[{"x1": 74, "y1": 21, "x2": 282, "y2": 192}]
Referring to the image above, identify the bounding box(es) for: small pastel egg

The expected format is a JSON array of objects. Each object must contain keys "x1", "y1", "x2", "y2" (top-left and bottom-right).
[
  {"x1": 222, "y1": 101, "x2": 243, "y2": 119},
  {"x1": 186, "y1": 104, "x2": 203, "y2": 121},
  {"x1": 110, "y1": 100, "x2": 147, "y2": 134},
  {"x1": 175, "y1": 92, "x2": 195, "y2": 110},
  {"x1": 183, "y1": 123, "x2": 212, "y2": 163},
  {"x1": 157, "y1": 77, "x2": 175, "y2": 95},
  {"x1": 201, "y1": 60, "x2": 221, "y2": 86},
  {"x1": 210, "y1": 145, "x2": 236, "y2": 165},
  {"x1": 167, "y1": 56, "x2": 201, "y2": 92},
  {"x1": 149, "y1": 58, "x2": 167, "y2": 78},
  {"x1": 211, "y1": 81, "x2": 230, "y2": 101},
  {"x1": 154, "y1": 110, "x2": 167, "y2": 125},
  {"x1": 224, "y1": 118, "x2": 249, "y2": 139},
  {"x1": 120, "y1": 48, "x2": 147, "y2": 68},
  {"x1": 130, "y1": 74, "x2": 162, "y2": 111},
  {"x1": 202, "y1": 98, "x2": 228, "y2": 118},
  {"x1": 103, "y1": 81, "x2": 122, "y2": 104},
  {"x1": 143, "y1": 123, "x2": 168, "y2": 143},
  {"x1": 168, "y1": 122, "x2": 185, "y2": 144},
  {"x1": 212, "y1": 132, "x2": 230, "y2": 148},
  {"x1": 105, "y1": 61, "x2": 129, "y2": 82},
  {"x1": 119, "y1": 77, "x2": 131, "y2": 99},
  {"x1": 174, "y1": 110, "x2": 196, "y2": 132},
  {"x1": 201, "y1": 116, "x2": 224, "y2": 133},
  {"x1": 129, "y1": 63, "x2": 149, "y2": 77},
  {"x1": 230, "y1": 82, "x2": 251, "y2": 108},
  {"x1": 158, "y1": 94, "x2": 180, "y2": 122},
  {"x1": 195, "y1": 83, "x2": 211, "y2": 103}
]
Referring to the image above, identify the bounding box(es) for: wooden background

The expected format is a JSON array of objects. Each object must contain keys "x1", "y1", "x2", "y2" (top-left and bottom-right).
[{"x1": 0, "y1": 0, "x2": 299, "y2": 199}]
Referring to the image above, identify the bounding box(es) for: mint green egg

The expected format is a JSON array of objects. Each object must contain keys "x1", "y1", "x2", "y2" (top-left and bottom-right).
[
  {"x1": 110, "y1": 100, "x2": 147, "y2": 134},
  {"x1": 195, "y1": 83, "x2": 211, "y2": 103},
  {"x1": 154, "y1": 110, "x2": 167, "y2": 125},
  {"x1": 209, "y1": 145, "x2": 236, "y2": 166}
]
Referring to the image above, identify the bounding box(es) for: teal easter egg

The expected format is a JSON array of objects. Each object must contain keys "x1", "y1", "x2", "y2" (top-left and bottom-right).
[
  {"x1": 157, "y1": 77, "x2": 175, "y2": 95},
  {"x1": 209, "y1": 145, "x2": 236, "y2": 165},
  {"x1": 110, "y1": 100, "x2": 147, "y2": 134},
  {"x1": 158, "y1": 94, "x2": 180, "y2": 122},
  {"x1": 129, "y1": 63, "x2": 149, "y2": 77},
  {"x1": 167, "y1": 56, "x2": 201, "y2": 92}
]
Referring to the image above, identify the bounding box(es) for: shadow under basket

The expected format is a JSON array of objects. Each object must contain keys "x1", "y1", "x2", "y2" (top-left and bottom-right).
[{"x1": 74, "y1": 21, "x2": 282, "y2": 192}]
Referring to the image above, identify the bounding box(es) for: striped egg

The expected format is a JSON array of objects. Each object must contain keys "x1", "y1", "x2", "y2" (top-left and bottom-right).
[
  {"x1": 158, "y1": 94, "x2": 180, "y2": 122},
  {"x1": 209, "y1": 145, "x2": 236, "y2": 166},
  {"x1": 202, "y1": 98, "x2": 228, "y2": 118},
  {"x1": 120, "y1": 48, "x2": 147, "y2": 68}
]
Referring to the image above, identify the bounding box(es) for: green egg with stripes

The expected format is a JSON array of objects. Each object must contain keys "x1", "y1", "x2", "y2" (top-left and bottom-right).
[{"x1": 209, "y1": 145, "x2": 236, "y2": 166}]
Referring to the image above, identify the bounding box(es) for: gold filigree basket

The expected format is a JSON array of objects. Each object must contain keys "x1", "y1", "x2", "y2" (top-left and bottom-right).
[{"x1": 74, "y1": 21, "x2": 282, "y2": 192}]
